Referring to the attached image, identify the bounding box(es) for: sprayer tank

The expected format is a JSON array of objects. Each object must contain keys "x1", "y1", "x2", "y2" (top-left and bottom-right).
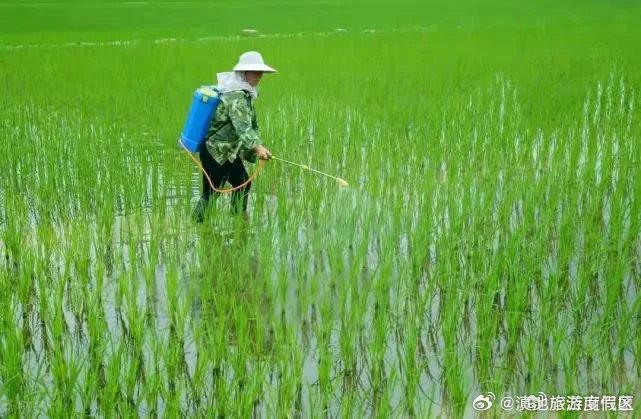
[{"x1": 179, "y1": 86, "x2": 220, "y2": 153}]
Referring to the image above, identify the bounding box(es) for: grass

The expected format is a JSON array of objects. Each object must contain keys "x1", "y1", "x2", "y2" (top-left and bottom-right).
[
  {"x1": 1, "y1": 0, "x2": 635, "y2": 45},
  {"x1": 1, "y1": 0, "x2": 641, "y2": 416}
]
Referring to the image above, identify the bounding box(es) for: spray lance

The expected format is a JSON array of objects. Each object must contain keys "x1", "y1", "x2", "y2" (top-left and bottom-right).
[
  {"x1": 269, "y1": 155, "x2": 349, "y2": 187},
  {"x1": 181, "y1": 145, "x2": 349, "y2": 193}
]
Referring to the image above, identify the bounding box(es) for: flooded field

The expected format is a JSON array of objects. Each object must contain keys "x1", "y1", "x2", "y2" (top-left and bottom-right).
[{"x1": 1, "y1": 1, "x2": 641, "y2": 416}]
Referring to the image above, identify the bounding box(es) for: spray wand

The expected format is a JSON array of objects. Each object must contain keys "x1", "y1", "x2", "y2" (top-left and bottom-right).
[
  {"x1": 181, "y1": 140, "x2": 349, "y2": 192},
  {"x1": 270, "y1": 155, "x2": 349, "y2": 187}
]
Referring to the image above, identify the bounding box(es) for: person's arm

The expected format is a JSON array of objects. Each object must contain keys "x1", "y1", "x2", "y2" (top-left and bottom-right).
[
  {"x1": 227, "y1": 92, "x2": 272, "y2": 161},
  {"x1": 227, "y1": 92, "x2": 261, "y2": 149}
]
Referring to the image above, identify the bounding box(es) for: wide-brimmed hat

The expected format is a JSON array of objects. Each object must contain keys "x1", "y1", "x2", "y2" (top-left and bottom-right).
[{"x1": 233, "y1": 51, "x2": 277, "y2": 73}]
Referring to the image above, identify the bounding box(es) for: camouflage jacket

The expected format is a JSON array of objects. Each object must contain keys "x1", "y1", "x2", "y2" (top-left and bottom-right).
[{"x1": 204, "y1": 90, "x2": 262, "y2": 165}]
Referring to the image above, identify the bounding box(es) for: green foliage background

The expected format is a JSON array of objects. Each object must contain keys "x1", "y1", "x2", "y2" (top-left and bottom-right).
[{"x1": 0, "y1": 1, "x2": 640, "y2": 416}]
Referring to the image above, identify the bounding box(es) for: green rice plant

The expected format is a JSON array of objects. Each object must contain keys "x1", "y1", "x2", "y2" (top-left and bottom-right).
[{"x1": 1, "y1": 1, "x2": 641, "y2": 415}]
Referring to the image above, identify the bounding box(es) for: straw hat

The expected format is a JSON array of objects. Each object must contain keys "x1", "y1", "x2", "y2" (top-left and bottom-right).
[{"x1": 233, "y1": 51, "x2": 277, "y2": 73}]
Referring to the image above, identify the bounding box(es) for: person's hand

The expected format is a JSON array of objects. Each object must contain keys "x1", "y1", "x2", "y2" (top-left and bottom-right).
[{"x1": 254, "y1": 145, "x2": 272, "y2": 160}]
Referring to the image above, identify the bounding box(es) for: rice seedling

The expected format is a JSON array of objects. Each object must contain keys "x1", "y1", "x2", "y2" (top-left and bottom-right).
[{"x1": 1, "y1": 0, "x2": 640, "y2": 416}]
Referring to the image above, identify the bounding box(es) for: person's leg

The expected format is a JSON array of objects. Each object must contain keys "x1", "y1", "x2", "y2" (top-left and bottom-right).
[
  {"x1": 193, "y1": 147, "x2": 227, "y2": 222},
  {"x1": 227, "y1": 158, "x2": 251, "y2": 215},
  {"x1": 199, "y1": 146, "x2": 227, "y2": 199}
]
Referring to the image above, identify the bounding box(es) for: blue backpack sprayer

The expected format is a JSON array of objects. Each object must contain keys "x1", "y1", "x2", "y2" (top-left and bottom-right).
[
  {"x1": 179, "y1": 85, "x2": 220, "y2": 153},
  {"x1": 178, "y1": 85, "x2": 265, "y2": 193}
]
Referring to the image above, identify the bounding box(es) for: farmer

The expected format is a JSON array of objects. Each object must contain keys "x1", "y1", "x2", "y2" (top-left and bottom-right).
[{"x1": 193, "y1": 51, "x2": 275, "y2": 222}]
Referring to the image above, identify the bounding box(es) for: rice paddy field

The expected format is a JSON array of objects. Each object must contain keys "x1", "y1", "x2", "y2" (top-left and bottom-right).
[{"x1": 1, "y1": 0, "x2": 641, "y2": 417}]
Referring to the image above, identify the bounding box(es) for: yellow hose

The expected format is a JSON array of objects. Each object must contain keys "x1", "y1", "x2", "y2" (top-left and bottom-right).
[{"x1": 180, "y1": 140, "x2": 264, "y2": 194}]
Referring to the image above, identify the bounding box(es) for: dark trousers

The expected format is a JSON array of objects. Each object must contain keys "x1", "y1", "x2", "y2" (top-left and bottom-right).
[{"x1": 199, "y1": 146, "x2": 251, "y2": 213}]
